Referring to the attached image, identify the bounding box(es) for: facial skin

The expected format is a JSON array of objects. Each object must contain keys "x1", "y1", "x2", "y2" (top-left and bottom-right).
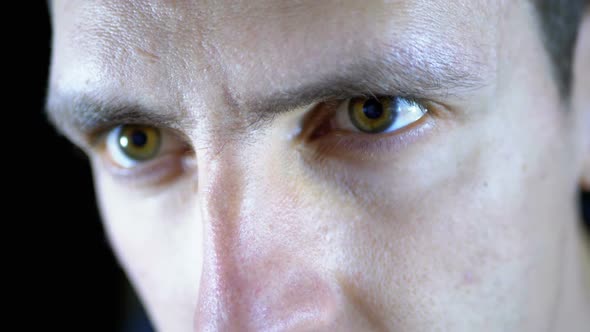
[{"x1": 47, "y1": 1, "x2": 590, "y2": 331}]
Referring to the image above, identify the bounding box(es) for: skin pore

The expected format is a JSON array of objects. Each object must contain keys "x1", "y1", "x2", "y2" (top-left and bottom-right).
[{"x1": 47, "y1": 1, "x2": 590, "y2": 331}]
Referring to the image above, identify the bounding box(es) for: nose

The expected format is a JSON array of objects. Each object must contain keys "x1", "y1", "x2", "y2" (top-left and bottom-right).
[{"x1": 193, "y1": 147, "x2": 338, "y2": 331}]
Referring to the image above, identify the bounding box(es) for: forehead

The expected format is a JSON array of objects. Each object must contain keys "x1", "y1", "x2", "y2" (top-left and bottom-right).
[{"x1": 50, "y1": 0, "x2": 498, "y2": 114}]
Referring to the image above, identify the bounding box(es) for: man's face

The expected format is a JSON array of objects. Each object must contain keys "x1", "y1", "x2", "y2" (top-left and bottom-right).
[{"x1": 48, "y1": 0, "x2": 588, "y2": 331}]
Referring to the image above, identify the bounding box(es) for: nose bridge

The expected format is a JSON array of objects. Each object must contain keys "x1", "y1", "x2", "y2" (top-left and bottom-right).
[
  {"x1": 200, "y1": 145, "x2": 246, "y2": 241},
  {"x1": 194, "y1": 145, "x2": 250, "y2": 330},
  {"x1": 192, "y1": 143, "x2": 341, "y2": 331}
]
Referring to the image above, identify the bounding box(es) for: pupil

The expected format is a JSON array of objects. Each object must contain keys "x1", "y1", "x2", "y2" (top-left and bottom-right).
[
  {"x1": 131, "y1": 130, "x2": 148, "y2": 147},
  {"x1": 362, "y1": 99, "x2": 383, "y2": 119}
]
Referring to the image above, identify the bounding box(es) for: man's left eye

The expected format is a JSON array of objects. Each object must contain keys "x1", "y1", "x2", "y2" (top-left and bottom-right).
[{"x1": 334, "y1": 96, "x2": 428, "y2": 134}]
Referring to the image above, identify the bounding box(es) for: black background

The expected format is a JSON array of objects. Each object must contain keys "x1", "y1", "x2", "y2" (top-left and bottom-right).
[
  {"x1": 17, "y1": 2, "x2": 128, "y2": 331},
  {"x1": 15, "y1": 2, "x2": 589, "y2": 331}
]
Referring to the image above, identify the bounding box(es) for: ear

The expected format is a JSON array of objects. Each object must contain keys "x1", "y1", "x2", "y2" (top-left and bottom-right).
[{"x1": 573, "y1": 8, "x2": 590, "y2": 191}]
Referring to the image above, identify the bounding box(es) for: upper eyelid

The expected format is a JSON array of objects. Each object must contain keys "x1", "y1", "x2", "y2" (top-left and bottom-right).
[
  {"x1": 334, "y1": 95, "x2": 427, "y2": 119},
  {"x1": 95, "y1": 125, "x2": 194, "y2": 159},
  {"x1": 88, "y1": 122, "x2": 184, "y2": 148},
  {"x1": 91, "y1": 118, "x2": 196, "y2": 151}
]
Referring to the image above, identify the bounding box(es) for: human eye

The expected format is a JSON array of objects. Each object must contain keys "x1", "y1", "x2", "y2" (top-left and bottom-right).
[
  {"x1": 98, "y1": 124, "x2": 194, "y2": 184},
  {"x1": 336, "y1": 96, "x2": 427, "y2": 134},
  {"x1": 303, "y1": 96, "x2": 435, "y2": 160}
]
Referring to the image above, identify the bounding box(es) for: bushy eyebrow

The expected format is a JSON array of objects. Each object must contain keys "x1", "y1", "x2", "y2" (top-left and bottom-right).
[
  {"x1": 46, "y1": 93, "x2": 191, "y2": 145},
  {"x1": 46, "y1": 46, "x2": 490, "y2": 142},
  {"x1": 243, "y1": 55, "x2": 489, "y2": 117}
]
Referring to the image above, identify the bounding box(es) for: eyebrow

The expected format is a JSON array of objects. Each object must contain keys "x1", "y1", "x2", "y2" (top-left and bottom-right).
[
  {"x1": 243, "y1": 54, "x2": 489, "y2": 116},
  {"x1": 46, "y1": 93, "x2": 192, "y2": 144},
  {"x1": 47, "y1": 50, "x2": 490, "y2": 141}
]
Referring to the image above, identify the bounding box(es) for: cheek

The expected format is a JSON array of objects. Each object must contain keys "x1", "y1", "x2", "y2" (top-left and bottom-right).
[
  {"x1": 92, "y1": 164, "x2": 204, "y2": 331},
  {"x1": 317, "y1": 101, "x2": 573, "y2": 329},
  {"x1": 89, "y1": 86, "x2": 573, "y2": 331}
]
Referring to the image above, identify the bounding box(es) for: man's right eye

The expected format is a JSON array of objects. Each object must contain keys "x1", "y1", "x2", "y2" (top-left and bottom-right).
[
  {"x1": 106, "y1": 125, "x2": 163, "y2": 168},
  {"x1": 101, "y1": 124, "x2": 194, "y2": 183}
]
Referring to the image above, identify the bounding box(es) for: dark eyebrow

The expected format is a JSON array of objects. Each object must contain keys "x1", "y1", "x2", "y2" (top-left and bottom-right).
[
  {"x1": 240, "y1": 45, "x2": 492, "y2": 116},
  {"x1": 47, "y1": 48, "x2": 490, "y2": 141},
  {"x1": 45, "y1": 93, "x2": 192, "y2": 145}
]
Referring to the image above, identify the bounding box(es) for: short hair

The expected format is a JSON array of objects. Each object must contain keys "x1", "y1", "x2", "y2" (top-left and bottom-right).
[{"x1": 534, "y1": 0, "x2": 588, "y2": 97}]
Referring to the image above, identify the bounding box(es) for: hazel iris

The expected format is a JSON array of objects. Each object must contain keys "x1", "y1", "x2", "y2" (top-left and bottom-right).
[
  {"x1": 348, "y1": 97, "x2": 398, "y2": 133},
  {"x1": 117, "y1": 125, "x2": 161, "y2": 161}
]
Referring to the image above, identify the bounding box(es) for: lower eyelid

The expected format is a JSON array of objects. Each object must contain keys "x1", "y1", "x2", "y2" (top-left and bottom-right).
[
  {"x1": 302, "y1": 112, "x2": 436, "y2": 162},
  {"x1": 96, "y1": 152, "x2": 194, "y2": 186}
]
